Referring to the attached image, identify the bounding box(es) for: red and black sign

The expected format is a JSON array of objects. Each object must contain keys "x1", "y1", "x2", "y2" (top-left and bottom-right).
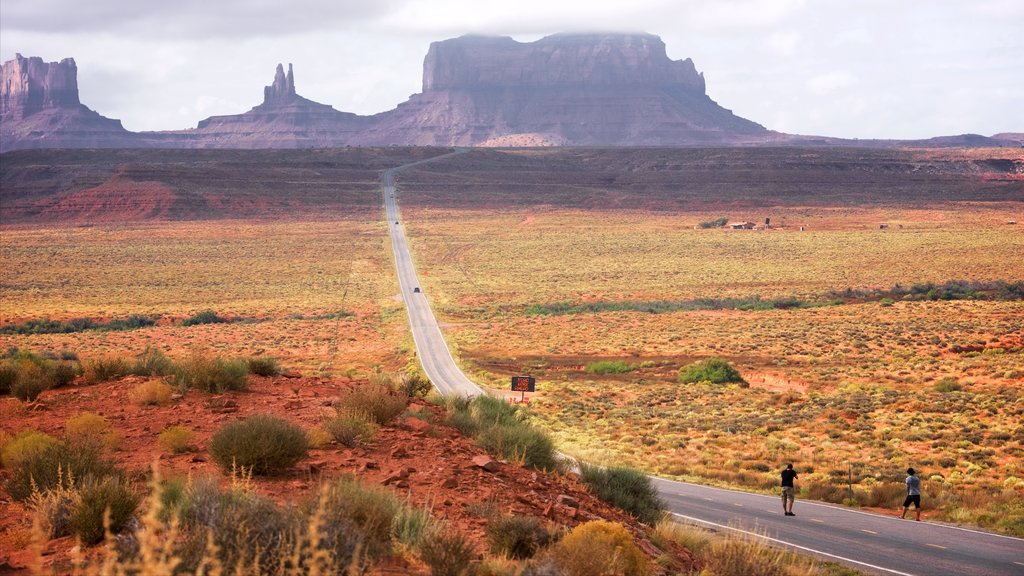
[{"x1": 511, "y1": 376, "x2": 535, "y2": 392}]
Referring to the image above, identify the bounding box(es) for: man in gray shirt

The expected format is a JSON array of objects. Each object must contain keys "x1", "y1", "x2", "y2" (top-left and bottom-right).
[{"x1": 901, "y1": 467, "x2": 921, "y2": 521}]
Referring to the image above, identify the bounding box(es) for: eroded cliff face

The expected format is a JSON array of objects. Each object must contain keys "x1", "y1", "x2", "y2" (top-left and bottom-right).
[
  {"x1": 1, "y1": 54, "x2": 85, "y2": 116},
  {"x1": 355, "y1": 33, "x2": 767, "y2": 146},
  {"x1": 0, "y1": 54, "x2": 132, "y2": 152},
  {"x1": 422, "y1": 33, "x2": 706, "y2": 92}
]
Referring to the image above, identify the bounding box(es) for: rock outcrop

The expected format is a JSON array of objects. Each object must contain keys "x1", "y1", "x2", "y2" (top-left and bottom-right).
[
  {"x1": 166, "y1": 62, "x2": 368, "y2": 148},
  {"x1": 0, "y1": 54, "x2": 134, "y2": 152},
  {"x1": 353, "y1": 33, "x2": 768, "y2": 146}
]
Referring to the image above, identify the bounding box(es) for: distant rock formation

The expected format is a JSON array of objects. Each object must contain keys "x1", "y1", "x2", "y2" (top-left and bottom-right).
[
  {"x1": 0, "y1": 54, "x2": 135, "y2": 152},
  {"x1": 165, "y1": 62, "x2": 368, "y2": 148},
  {"x1": 353, "y1": 33, "x2": 768, "y2": 146}
]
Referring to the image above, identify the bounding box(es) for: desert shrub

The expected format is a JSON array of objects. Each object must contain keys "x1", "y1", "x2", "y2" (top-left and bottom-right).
[
  {"x1": 65, "y1": 412, "x2": 120, "y2": 451},
  {"x1": 176, "y1": 478, "x2": 306, "y2": 571},
  {"x1": 306, "y1": 426, "x2": 333, "y2": 449},
  {"x1": 445, "y1": 395, "x2": 559, "y2": 471},
  {"x1": 935, "y1": 376, "x2": 962, "y2": 393},
  {"x1": 393, "y1": 503, "x2": 437, "y2": 552},
  {"x1": 158, "y1": 426, "x2": 195, "y2": 453},
  {"x1": 334, "y1": 383, "x2": 408, "y2": 425},
  {"x1": 678, "y1": 357, "x2": 746, "y2": 386},
  {"x1": 396, "y1": 371, "x2": 434, "y2": 397},
  {"x1": 246, "y1": 356, "x2": 282, "y2": 377},
  {"x1": 11, "y1": 361, "x2": 49, "y2": 401},
  {"x1": 650, "y1": 520, "x2": 712, "y2": 555},
  {"x1": 130, "y1": 346, "x2": 175, "y2": 377},
  {"x1": 209, "y1": 414, "x2": 308, "y2": 475},
  {"x1": 486, "y1": 514, "x2": 554, "y2": 559},
  {"x1": 477, "y1": 421, "x2": 558, "y2": 470},
  {"x1": 698, "y1": 534, "x2": 803, "y2": 576},
  {"x1": 180, "y1": 309, "x2": 229, "y2": 326},
  {"x1": 585, "y1": 360, "x2": 634, "y2": 374},
  {"x1": 1, "y1": 430, "x2": 58, "y2": 469},
  {"x1": 325, "y1": 410, "x2": 380, "y2": 447},
  {"x1": 5, "y1": 439, "x2": 118, "y2": 500},
  {"x1": 84, "y1": 356, "x2": 131, "y2": 384},
  {"x1": 50, "y1": 361, "x2": 79, "y2": 388},
  {"x1": 579, "y1": 464, "x2": 666, "y2": 525},
  {"x1": 174, "y1": 353, "x2": 248, "y2": 393},
  {"x1": 546, "y1": 520, "x2": 652, "y2": 576},
  {"x1": 418, "y1": 528, "x2": 474, "y2": 576},
  {"x1": 29, "y1": 472, "x2": 79, "y2": 538},
  {"x1": 69, "y1": 475, "x2": 140, "y2": 545},
  {"x1": 318, "y1": 477, "x2": 403, "y2": 560},
  {"x1": 862, "y1": 481, "x2": 907, "y2": 508},
  {"x1": 128, "y1": 379, "x2": 175, "y2": 406},
  {"x1": 0, "y1": 361, "x2": 17, "y2": 394},
  {"x1": 699, "y1": 216, "x2": 729, "y2": 229}
]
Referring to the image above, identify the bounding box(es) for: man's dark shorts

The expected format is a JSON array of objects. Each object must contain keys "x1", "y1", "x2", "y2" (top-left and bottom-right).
[{"x1": 903, "y1": 495, "x2": 921, "y2": 508}]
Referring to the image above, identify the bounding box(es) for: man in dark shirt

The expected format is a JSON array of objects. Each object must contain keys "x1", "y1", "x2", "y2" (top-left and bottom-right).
[{"x1": 781, "y1": 463, "x2": 798, "y2": 516}]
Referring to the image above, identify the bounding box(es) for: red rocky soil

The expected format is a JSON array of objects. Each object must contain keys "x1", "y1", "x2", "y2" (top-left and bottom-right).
[{"x1": 0, "y1": 375, "x2": 696, "y2": 574}]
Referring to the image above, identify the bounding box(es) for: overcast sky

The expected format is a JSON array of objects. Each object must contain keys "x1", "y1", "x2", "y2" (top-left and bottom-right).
[{"x1": 2, "y1": 0, "x2": 1021, "y2": 139}]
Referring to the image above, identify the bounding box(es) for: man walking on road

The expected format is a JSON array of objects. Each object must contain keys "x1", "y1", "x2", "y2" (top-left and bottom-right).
[
  {"x1": 781, "y1": 463, "x2": 798, "y2": 516},
  {"x1": 901, "y1": 467, "x2": 922, "y2": 521}
]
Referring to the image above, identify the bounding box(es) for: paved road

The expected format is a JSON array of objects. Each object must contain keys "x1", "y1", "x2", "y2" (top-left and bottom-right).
[
  {"x1": 380, "y1": 155, "x2": 1024, "y2": 575},
  {"x1": 383, "y1": 152, "x2": 482, "y2": 397}
]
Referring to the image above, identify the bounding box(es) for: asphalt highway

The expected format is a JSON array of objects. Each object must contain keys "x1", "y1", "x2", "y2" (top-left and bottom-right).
[{"x1": 381, "y1": 154, "x2": 1024, "y2": 575}]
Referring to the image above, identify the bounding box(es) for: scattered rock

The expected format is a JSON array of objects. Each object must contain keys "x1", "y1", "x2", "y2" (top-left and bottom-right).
[
  {"x1": 390, "y1": 446, "x2": 408, "y2": 458},
  {"x1": 441, "y1": 477, "x2": 459, "y2": 489},
  {"x1": 403, "y1": 417, "x2": 431, "y2": 432},
  {"x1": 556, "y1": 494, "x2": 579, "y2": 508},
  {"x1": 472, "y1": 455, "x2": 498, "y2": 472},
  {"x1": 282, "y1": 371, "x2": 302, "y2": 379},
  {"x1": 638, "y1": 539, "x2": 662, "y2": 558}
]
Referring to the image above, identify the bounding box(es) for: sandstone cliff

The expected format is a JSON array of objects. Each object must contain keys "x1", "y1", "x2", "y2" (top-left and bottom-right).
[
  {"x1": 353, "y1": 33, "x2": 768, "y2": 146},
  {"x1": 0, "y1": 54, "x2": 134, "y2": 152},
  {"x1": 169, "y1": 63, "x2": 368, "y2": 148}
]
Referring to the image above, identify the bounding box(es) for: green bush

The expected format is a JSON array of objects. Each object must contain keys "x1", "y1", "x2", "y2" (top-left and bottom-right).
[
  {"x1": 678, "y1": 357, "x2": 746, "y2": 386},
  {"x1": 130, "y1": 346, "x2": 175, "y2": 377},
  {"x1": 83, "y1": 356, "x2": 131, "y2": 384},
  {"x1": 585, "y1": 360, "x2": 634, "y2": 374},
  {"x1": 699, "y1": 216, "x2": 729, "y2": 229},
  {"x1": 579, "y1": 464, "x2": 666, "y2": 525},
  {"x1": 325, "y1": 410, "x2": 380, "y2": 447},
  {"x1": 69, "y1": 475, "x2": 140, "y2": 545},
  {"x1": 209, "y1": 414, "x2": 308, "y2": 475},
  {"x1": 418, "y1": 528, "x2": 474, "y2": 576},
  {"x1": 1, "y1": 430, "x2": 59, "y2": 469},
  {"x1": 334, "y1": 383, "x2": 408, "y2": 425},
  {"x1": 174, "y1": 354, "x2": 248, "y2": 393},
  {"x1": 546, "y1": 520, "x2": 652, "y2": 576},
  {"x1": 446, "y1": 395, "x2": 559, "y2": 471},
  {"x1": 935, "y1": 376, "x2": 962, "y2": 393},
  {"x1": 11, "y1": 361, "x2": 49, "y2": 401},
  {"x1": 180, "y1": 309, "x2": 229, "y2": 326},
  {"x1": 486, "y1": 514, "x2": 554, "y2": 559},
  {"x1": 246, "y1": 356, "x2": 282, "y2": 377},
  {"x1": 0, "y1": 361, "x2": 17, "y2": 395},
  {"x1": 158, "y1": 426, "x2": 195, "y2": 453},
  {"x1": 318, "y1": 477, "x2": 403, "y2": 560},
  {"x1": 396, "y1": 372, "x2": 434, "y2": 398},
  {"x1": 5, "y1": 439, "x2": 119, "y2": 501}
]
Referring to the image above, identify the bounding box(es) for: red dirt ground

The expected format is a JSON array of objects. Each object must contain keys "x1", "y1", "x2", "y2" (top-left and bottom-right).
[{"x1": 0, "y1": 375, "x2": 696, "y2": 574}]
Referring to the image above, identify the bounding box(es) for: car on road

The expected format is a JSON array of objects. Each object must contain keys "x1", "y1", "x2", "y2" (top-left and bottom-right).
[{"x1": 413, "y1": 287, "x2": 420, "y2": 293}]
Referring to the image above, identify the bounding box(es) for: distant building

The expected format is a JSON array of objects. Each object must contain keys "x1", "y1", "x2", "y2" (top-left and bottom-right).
[{"x1": 728, "y1": 221, "x2": 757, "y2": 230}]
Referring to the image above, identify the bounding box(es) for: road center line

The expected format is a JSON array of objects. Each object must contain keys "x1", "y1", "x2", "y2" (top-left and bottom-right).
[
  {"x1": 861, "y1": 529, "x2": 878, "y2": 535},
  {"x1": 925, "y1": 544, "x2": 947, "y2": 550},
  {"x1": 671, "y1": 512, "x2": 917, "y2": 576}
]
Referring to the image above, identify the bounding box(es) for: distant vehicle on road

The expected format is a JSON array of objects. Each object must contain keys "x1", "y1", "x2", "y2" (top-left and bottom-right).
[{"x1": 413, "y1": 287, "x2": 421, "y2": 293}]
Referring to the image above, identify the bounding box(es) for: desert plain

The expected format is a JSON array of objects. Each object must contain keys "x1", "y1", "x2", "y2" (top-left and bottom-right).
[{"x1": 1, "y1": 145, "x2": 1022, "y2": 570}]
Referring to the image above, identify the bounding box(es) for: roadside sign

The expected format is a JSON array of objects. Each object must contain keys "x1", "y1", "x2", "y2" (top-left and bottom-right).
[
  {"x1": 511, "y1": 376, "x2": 535, "y2": 392},
  {"x1": 510, "y1": 376, "x2": 535, "y2": 404}
]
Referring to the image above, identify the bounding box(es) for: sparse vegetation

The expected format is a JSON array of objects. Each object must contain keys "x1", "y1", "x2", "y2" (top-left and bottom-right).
[
  {"x1": 128, "y1": 379, "x2": 175, "y2": 405},
  {"x1": 5, "y1": 437, "x2": 119, "y2": 501},
  {"x1": 180, "y1": 309, "x2": 230, "y2": 326},
  {"x1": 699, "y1": 216, "x2": 729, "y2": 229},
  {"x1": 486, "y1": 514, "x2": 555, "y2": 559},
  {"x1": 324, "y1": 410, "x2": 380, "y2": 447},
  {"x1": 173, "y1": 352, "x2": 249, "y2": 393},
  {"x1": 0, "y1": 314, "x2": 156, "y2": 335},
  {"x1": 545, "y1": 520, "x2": 652, "y2": 576},
  {"x1": 579, "y1": 464, "x2": 666, "y2": 525},
  {"x1": 585, "y1": 360, "x2": 634, "y2": 374},
  {"x1": 158, "y1": 426, "x2": 195, "y2": 453},
  {"x1": 445, "y1": 395, "x2": 559, "y2": 471},
  {"x1": 69, "y1": 475, "x2": 140, "y2": 545},
  {"x1": 209, "y1": 414, "x2": 309, "y2": 475},
  {"x1": 678, "y1": 357, "x2": 746, "y2": 385},
  {"x1": 246, "y1": 356, "x2": 282, "y2": 376},
  {"x1": 334, "y1": 381, "x2": 408, "y2": 425}
]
